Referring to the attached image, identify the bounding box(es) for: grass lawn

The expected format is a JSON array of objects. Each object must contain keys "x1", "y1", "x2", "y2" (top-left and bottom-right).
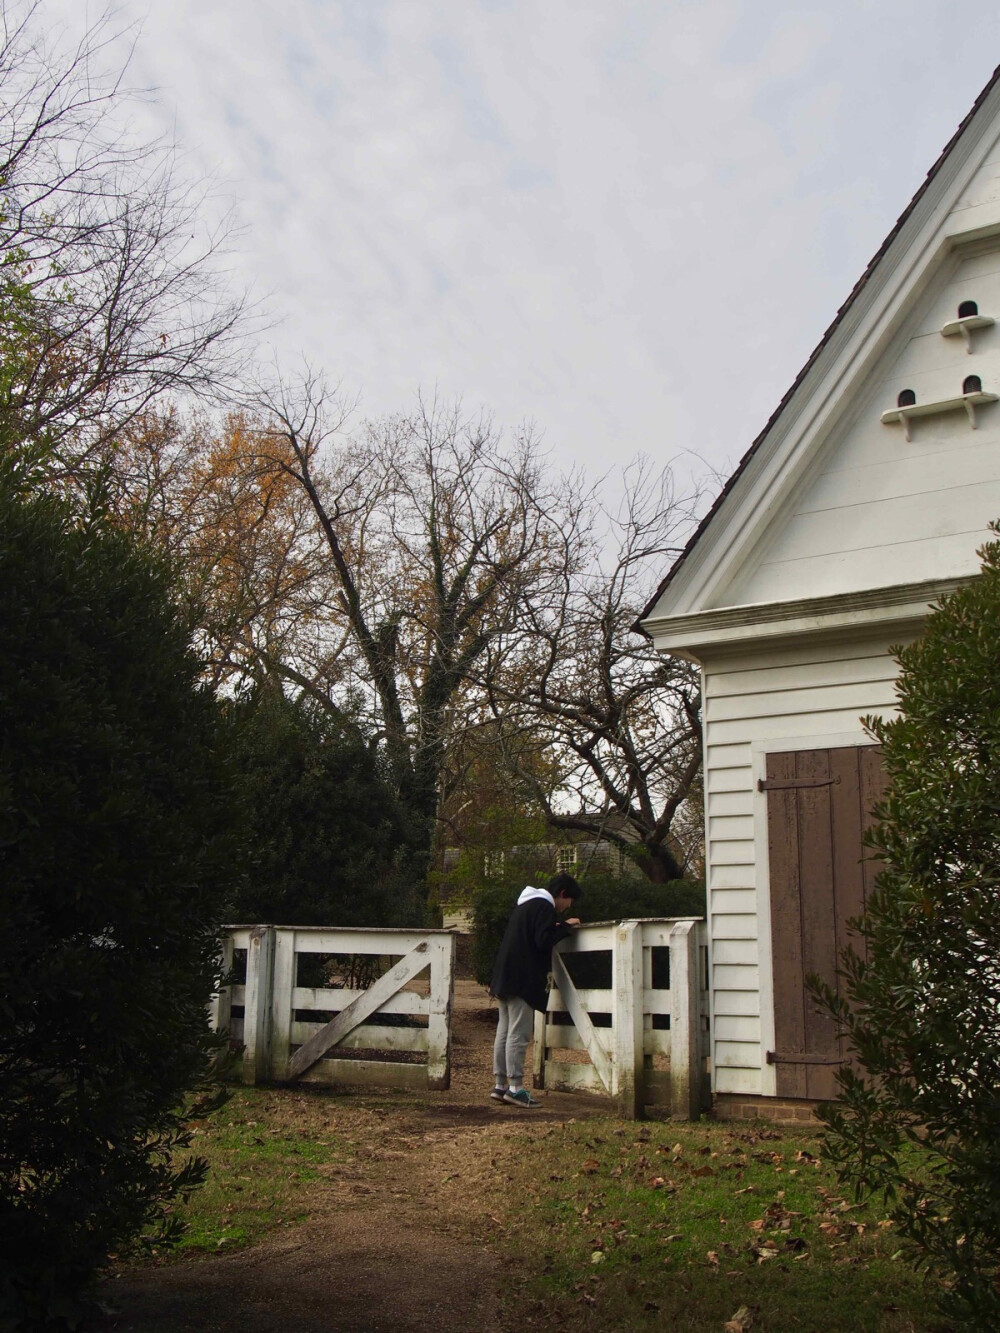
[
  {"x1": 155, "y1": 1090, "x2": 943, "y2": 1331},
  {"x1": 497, "y1": 1116, "x2": 943, "y2": 1332},
  {"x1": 160, "y1": 1088, "x2": 349, "y2": 1254}
]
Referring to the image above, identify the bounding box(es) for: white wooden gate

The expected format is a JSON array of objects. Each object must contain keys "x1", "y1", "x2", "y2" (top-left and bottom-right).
[
  {"x1": 211, "y1": 925, "x2": 456, "y2": 1091},
  {"x1": 533, "y1": 918, "x2": 710, "y2": 1119}
]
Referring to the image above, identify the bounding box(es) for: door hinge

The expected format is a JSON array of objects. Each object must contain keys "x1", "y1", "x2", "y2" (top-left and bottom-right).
[{"x1": 766, "y1": 1050, "x2": 843, "y2": 1066}]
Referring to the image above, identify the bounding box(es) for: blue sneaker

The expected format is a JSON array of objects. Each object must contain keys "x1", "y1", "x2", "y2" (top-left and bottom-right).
[{"x1": 503, "y1": 1088, "x2": 541, "y2": 1108}]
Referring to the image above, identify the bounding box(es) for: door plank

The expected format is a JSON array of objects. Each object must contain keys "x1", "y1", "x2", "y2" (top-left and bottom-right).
[{"x1": 766, "y1": 751, "x2": 807, "y2": 1098}]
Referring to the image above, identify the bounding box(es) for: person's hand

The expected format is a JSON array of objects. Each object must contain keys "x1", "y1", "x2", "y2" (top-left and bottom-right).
[{"x1": 565, "y1": 917, "x2": 581, "y2": 926}]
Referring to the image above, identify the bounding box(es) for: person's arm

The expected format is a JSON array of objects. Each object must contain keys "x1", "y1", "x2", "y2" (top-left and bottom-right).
[{"x1": 531, "y1": 901, "x2": 577, "y2": 951}]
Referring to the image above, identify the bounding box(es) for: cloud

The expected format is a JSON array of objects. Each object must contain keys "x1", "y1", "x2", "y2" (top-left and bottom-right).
[{"x1": 38, "y1": 0, "x2": 1000, "y2": 493}]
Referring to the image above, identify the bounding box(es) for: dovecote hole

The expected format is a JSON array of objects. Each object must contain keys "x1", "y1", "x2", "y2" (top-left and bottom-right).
[
  {"x1": 963, "y1": 374, "x2": 982, "y2": 394},
  {"x1": 958, "y1": 300, "x2": 979, "y2": 318},
  {"x1": 897, "y1": 388, "x2": 916, "y2": 407}
]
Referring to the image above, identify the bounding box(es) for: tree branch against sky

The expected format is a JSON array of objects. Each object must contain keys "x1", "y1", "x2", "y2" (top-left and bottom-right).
[
  {"x1": 242, "y1": 372, "x2": 592, "y2": 878},
  {"x1": 0, "y1": 1, "x2": 247, "y2": 468},
  {"x1": 482, "y1": 459, "x2": 706, "y2": 882}
]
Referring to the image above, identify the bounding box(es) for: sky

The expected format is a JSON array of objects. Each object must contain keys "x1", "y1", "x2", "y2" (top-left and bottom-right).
[{"x1": 44, "y1": 1, "x2": 1000, "y2": 497}]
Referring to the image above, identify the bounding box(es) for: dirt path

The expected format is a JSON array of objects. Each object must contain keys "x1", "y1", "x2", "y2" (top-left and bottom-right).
[{"x1": 95, "y1": 977, "x2": 606, "y2": 1333}]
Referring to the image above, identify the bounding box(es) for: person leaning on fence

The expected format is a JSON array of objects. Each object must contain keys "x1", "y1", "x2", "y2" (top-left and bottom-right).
[{"x1": 489, "y1": 872, "x2": 582, "y2": 1108}]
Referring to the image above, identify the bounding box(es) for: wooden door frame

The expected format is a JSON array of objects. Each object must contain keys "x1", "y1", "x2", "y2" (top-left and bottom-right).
[{"x1": 751, "y1": 731, "x2": 882, "y2": 1098}]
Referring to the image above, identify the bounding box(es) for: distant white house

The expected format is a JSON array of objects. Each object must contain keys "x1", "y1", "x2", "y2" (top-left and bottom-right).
[{"x1": 641, "y1": 64, "x2": 1000, "y2": 1120}]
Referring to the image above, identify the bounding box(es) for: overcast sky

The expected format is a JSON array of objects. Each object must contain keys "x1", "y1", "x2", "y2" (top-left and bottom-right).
[{"x1": 47, "y1": 2, "x2": 1000, "y2": 495}]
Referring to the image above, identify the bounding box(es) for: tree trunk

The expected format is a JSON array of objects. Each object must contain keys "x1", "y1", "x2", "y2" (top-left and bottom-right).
[{"x1": 640, "y1": 841, "x2": 685, "y2": 883}]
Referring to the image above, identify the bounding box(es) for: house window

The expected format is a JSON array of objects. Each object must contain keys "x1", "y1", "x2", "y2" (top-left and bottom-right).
[
  {"x1": 963, "y1": 374, "x2": 982, "y2": 394},
  {"x1": 555, "y1": 846, "x2": 578, "y2": 875},
  {"x1": 958, "y1": 299, "x2": 979, "y2": 318},
  {"x1": 897, "y1": 388, "x2": 916, "y2": 407}
]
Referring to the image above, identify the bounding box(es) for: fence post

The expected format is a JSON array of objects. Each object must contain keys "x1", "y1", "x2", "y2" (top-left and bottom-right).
[
  {"x1": 427, "y1": 933, "x2": 455, "y2": 1090},
  {"x1": 612, "y1": 920, "x2": 644, "y2": 1119},
  {"x1": 270, "y1": 928, "x2": 296, "y2": 1081},
  {"x1": 243, "y1": 925, "x2": 275, "y2": 1084},
  {"x1": 669, "y1": 920, "x2": 702, "y2": 1119}
]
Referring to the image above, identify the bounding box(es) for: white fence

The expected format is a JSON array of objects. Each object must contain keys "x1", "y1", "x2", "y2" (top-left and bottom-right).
[
  {"x1": 533, "y1": 918, "x2": 710, "y2": 1119},
  {"x1": 211, "y1": 925, "x2": 456, "y2": 1091}
]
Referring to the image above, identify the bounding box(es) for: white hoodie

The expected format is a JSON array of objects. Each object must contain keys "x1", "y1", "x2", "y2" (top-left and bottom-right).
[{"x1": 516, "y1": 885, "x2": 555, "y2": 907}]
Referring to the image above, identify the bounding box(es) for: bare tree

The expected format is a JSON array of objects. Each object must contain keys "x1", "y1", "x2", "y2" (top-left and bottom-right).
[
  {"x1": 0, "y1": 1, "x2": 246, "y2": 466},
  {"x1": 246, "y1": 375, "x2": 590, "y2": 877},
  {"x1": 483, "y1": 459, "x2": 705, "y2": 882}
]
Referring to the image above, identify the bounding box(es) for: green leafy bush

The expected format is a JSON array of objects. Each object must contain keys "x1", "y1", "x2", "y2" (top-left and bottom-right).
[
  {"x1": 470, "y1": 872, "x2": 705, "y2": 987},
  {"x1": 0, "y1": 476, "x2": 237, "y2": 1329},
  {"x1": 812, "y1": 523, "x2": 1000, "y2": 1327},
  {"x1": 225, "y1": 687, "x2": 422, "y2": 929}
]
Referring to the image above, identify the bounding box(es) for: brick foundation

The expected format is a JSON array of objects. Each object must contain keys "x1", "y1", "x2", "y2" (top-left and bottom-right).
[{"x1": 712, "y1": 1093, "x2": 822, "y2": 1126}]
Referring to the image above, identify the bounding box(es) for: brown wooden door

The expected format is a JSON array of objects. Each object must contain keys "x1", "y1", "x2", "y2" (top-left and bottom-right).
[{"x1": 761, "y1": 745, "x2": 886, "y2": 1099}]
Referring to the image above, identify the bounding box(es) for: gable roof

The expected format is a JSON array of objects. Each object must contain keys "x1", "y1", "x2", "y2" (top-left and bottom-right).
[{"x1": 638, "y1": 62, "x2": 1000, "y2": 632}]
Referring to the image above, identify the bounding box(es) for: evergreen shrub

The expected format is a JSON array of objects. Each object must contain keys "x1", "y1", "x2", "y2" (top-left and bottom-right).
[
  {"x1": 812, "y1": 523, "x2": 1000, "y2": 1327},
  {"x1": 0, "y1": 477, "x2": 236, "y2": 1329},
  {"x1": 226, "y1": 688, "x2": 422, "y2": 930}
]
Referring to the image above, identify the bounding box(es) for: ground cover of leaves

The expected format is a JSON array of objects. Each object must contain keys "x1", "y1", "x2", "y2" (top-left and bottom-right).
[
  {"x1": 493, "y1": 1117, "x2": 945, "y2": 1332},
  {"x1": 94, "y1": 983, "x2": 944, "y2": 1333}
]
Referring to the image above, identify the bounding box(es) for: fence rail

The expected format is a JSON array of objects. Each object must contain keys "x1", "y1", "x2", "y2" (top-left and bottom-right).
[
  {"x1": 533, "y1": 918, "x2": 710, "y2": 1119},
  {"x1": 211, "y1": 925, "x2": 456, "y2": 1091}
]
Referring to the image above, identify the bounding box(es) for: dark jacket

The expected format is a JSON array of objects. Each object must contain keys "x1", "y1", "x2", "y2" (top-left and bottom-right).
[{"x1": 490, "y1": 887, "x2": 573, "y2": 1012}]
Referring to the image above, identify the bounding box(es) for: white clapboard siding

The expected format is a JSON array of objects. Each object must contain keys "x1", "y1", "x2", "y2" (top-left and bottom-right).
[
  {"x1": 712, "y1": 989, "x2": 760, "y2": 1017},
  {"x1": 703, "y1": 633, "x2": 903, "y2": 1095},
  {"x1": 707, "y1": 791, "x2": 755, "y2": 818},
  {"x1": 711, "y1": 889, "x2": 757, "y2": 915},
  {"x1": 714, "y1": 1014, "x2": 761, "y2": 1043},
  {"x1": 726, "y1": 245, "x2": 1000, "y2": 610},
  {"x1": 710, "y1": 914, "x2": 757, "y2": 941},
  {"x1": 737, "y1": 532, "x2": 987, "y2": 605}
]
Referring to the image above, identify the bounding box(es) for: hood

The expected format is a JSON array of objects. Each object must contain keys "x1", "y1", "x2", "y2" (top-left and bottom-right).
[{"x1": 517, "y1": 886, "x2": 555, "y2": 907}]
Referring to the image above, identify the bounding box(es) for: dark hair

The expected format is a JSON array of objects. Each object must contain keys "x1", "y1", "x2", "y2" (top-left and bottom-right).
[{"x1": 548, "y1": 872, "x2": 582, "y2": 901}]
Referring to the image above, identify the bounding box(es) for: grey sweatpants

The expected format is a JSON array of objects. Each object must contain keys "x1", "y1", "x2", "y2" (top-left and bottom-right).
[{"x1": 493, "y1": 995, "x2": 535, "y2": 1084}]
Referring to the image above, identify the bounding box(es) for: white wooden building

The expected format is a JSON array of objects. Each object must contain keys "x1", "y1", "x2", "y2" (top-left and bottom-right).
[{"x1": 640, "y1": 65, "x2": 1000, "y2": 1120}]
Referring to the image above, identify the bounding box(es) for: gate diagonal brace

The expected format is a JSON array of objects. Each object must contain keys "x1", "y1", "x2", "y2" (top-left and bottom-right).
[
  {"x1": 551, "y1": 951, "x2": 613, "y2": 1093},
  {"x1": 286, "y1": 941, "x2": 430, "y2": 1080}
]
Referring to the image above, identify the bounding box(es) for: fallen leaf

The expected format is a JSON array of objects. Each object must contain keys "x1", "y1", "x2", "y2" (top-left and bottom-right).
[
  {"x1": 706, "y1": 1250, "x2": 720, "y2": 1265},
  {"x1": 581, "y1": 1159, "x2": 600, "y2": 1175},
  {"x1": 590, "y1": 1250, "x2": 606, "y2": 1264},
  {"x1": 724, "y1": 1305, "x2": 754, "y2": 1332},
  {"x1": 643, "y1": 1301, "x2": 660, "y2": 1312}
]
